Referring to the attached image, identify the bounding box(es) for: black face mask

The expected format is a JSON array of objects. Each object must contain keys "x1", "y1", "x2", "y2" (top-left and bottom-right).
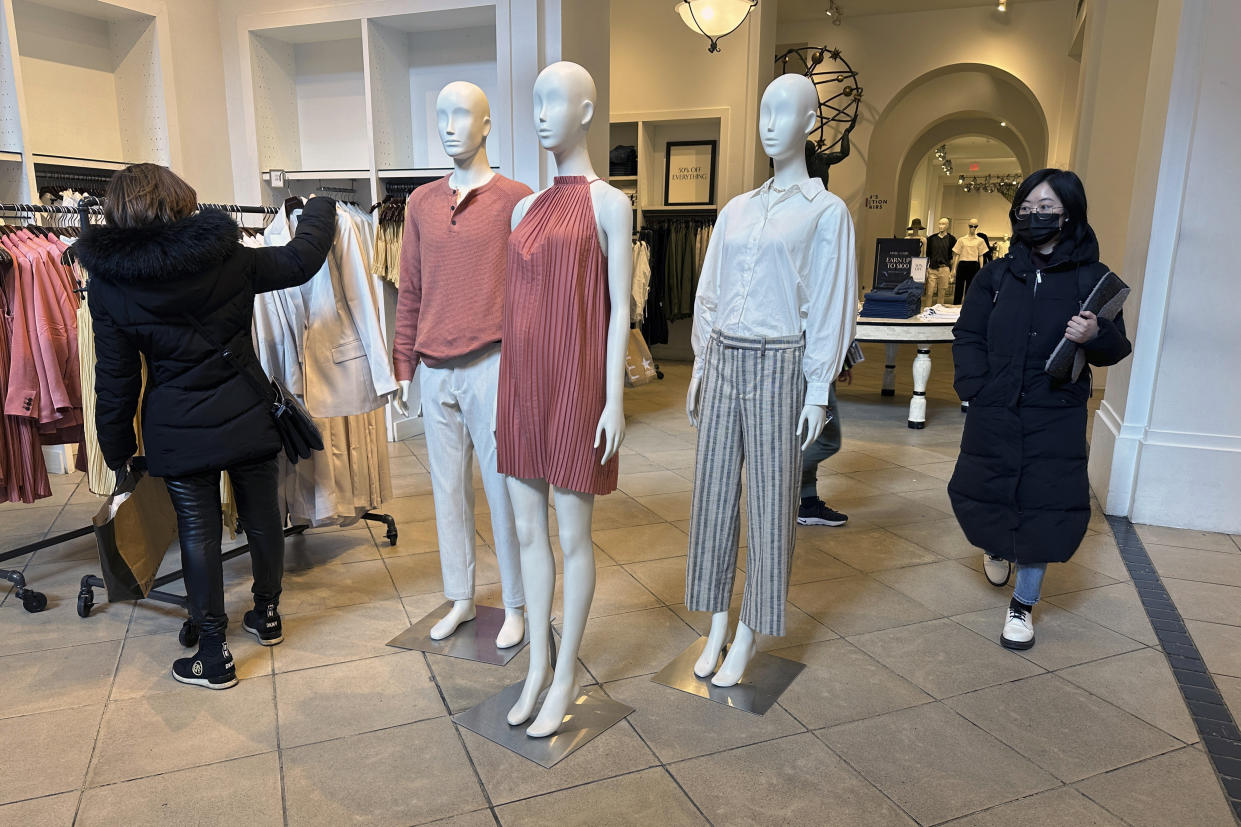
[{"x1": 1013, "y1": 212, "x2": 1063, "y2": 246}]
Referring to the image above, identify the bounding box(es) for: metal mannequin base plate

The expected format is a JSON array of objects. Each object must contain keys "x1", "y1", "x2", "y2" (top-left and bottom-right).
[
  {"x1": 651, "y1": 636, "x2": 806, "y2": 716},
  {"x1": 453, "y1": 682, "x2": 634, "y2": 768},
  {"x1": 387, "y1": 602, "x2": 528, "y2": 666}
]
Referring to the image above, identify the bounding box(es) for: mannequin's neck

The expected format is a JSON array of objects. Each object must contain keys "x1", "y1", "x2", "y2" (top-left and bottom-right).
[
  {"x1": 552, "y1": 140, "x2": 596, "y2": 180},
  {"x1": 448, "y1": 147, "x2": 494, "y2": 193},
  {"x1": 771, "y1": 152, "x2": 811, "y2": 190}
]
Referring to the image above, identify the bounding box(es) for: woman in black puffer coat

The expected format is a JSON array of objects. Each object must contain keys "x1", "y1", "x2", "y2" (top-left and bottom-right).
[
  {"x1": 76, "y1": 163, "x2": 335, "y2": 690},
  {"x1": 948, "y1": 169, "x2": 1131, "y2": 652}
]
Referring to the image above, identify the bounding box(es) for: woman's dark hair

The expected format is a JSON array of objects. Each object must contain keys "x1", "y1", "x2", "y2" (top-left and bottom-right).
[
  {"x1": 104, "y1": 163, "x2": 198, "y2": 229},
  {"x1": 1010, "y1": 168, "x2": 1099, "y2": 262}
]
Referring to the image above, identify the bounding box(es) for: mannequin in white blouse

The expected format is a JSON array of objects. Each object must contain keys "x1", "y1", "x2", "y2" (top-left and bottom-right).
[{"x1": 686, "y1": 74, "x2": 851, "y2": 687}]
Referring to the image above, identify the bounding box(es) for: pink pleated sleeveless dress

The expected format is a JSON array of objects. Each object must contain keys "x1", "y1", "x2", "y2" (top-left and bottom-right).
[{"x1": 496, "y1": 176, "x2": 618, "y2": 496}]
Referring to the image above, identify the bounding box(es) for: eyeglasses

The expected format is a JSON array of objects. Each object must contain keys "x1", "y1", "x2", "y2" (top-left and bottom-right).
[
  {"x1": 1016, "y1": 205, "x2": 1064, "y2": 217},
  {"x1": 968, "y1": 224, "x2": 978, "y2": 228}
]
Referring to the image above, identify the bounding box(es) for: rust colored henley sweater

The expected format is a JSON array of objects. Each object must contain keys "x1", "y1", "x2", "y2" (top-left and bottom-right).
[{"x1": 392, "y1": 173, "x2": 533, "y2": 380}]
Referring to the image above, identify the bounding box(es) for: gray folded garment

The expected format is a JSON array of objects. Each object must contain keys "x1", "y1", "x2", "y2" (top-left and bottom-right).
[{"x1": 1045, "y1": 270, "x2": 1130, "y2": 382}]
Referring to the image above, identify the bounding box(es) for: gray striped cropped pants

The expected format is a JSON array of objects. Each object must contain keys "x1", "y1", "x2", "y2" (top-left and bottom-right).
[{"x1": 685, "y1": 331, "x2": 805, "y2": 636}]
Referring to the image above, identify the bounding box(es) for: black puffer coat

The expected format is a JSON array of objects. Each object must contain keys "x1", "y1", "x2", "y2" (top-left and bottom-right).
[
  {"x1": 76, "y1": 197, "x2": 336, "y2": 478},
  {"x1": 947, "y1": 239, "x2": 1131, "y2": 564}
]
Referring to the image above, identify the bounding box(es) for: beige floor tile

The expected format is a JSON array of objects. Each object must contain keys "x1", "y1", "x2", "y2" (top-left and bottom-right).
[
  {"x1": 617, "y1": 470, "x2": 693, "y2": 497},
  {"x1": 0, "y1": 792, "x2": 78, "y2": 827},
  {"x1": 819, "y1": 703, "x2": 1058, "y2": 825},
  {"x1": 786, "y1": 547, "x2": 859, "y2": 584},
  {"x1": 77, "y1": 752, "x2": 282, "y2": 827},
  {"x1": 807, "y1": 528, "x2": 940, "y2": 573},
  {"x1": 591, "y1": 522, "x2": 688, "y2": 564},
  {"x1": 282, "y1": 526, "x2": 380, "y2": 570},
  {"x1": 946, "y1": 673, "x2": 1180, "y2": 782},
  {"x1": 819, "y1": 451, "x2": 897, "y2": 473},
  {"x1": 943, "y1": 786, "x2": 1125, "y2": 826},
  {"x1": 668, "y1": 597, "x2": 839, "y2": 652},
  {"x1": 275, "y1": 650, "x2": 444, "y2": 747},
  {"x1": 899, "y1": 487, "x2": 958, "y2": 515},
  {"x1": 1135, "y1": 524, "x2": 1238, "y2": 553},
  {"x1": 386, "y1": 549, "x2": 500, "y2": 598},
  {"x1": 0, "y1": 705, "x2": 101, "y2": 805},
  {"x1": 1185, "y1": 619, "x2": 1241, "y2": 678},
  {"x1": 89, "y1": 676, "x2": 277, "y2": 786},
  {"x1": 495, "y1": 767, "x2": 704, "y2": 826},
  {"x1": 875, "y1": 560, "x2": 1012, "y2": 616},
  {"x1": 833, "y1": 493, "x2": 958, "y2": 528},
  {"x1": 632, "y1": 491, "x2": 692, "y2": 523},
  {"x1": 461, "y1": 719, "x2": 657, "y2": 805},
  {"x1": 0, "y1": 640, "x2": 120, "y2": 719},
  {"x1": 1059, "y1": 649, "x2": 1198, "y2": 743},
  {"x1": 671, "y1": 731, "x2": 915, "y2": 826},
  {"x1": 770, "y1": 638, "x2": 932, "y2": 728},
  {"x1": 1216, "y1": 674, "x2": 1241, "y2": 725},
  {"x1": 0, "y1": 575, "x2": 132, "y2": 658},
  {"x1": 1074, "y1": 746, "x2": 1235, "y2": 826},
  {"x1": 1044, "y1": 582, "x2": 1158, "y2": 646},
  {"x1": 952, "y1": 604, "x2": 1145, "y2": 671},
  {"x1": 578, "y1": 606, "x2": 699, "y2": 682},
  {"x1": 605, "y1": 674, "x2": 804, "y2": 763},
  {"x1": 1146, "y1": 543, "x2": 1241, "y2": 587},
  {"x1": 283, "y1": 718, "x2": 486, "y2": 826},
  {"x1": 615, "y1": 453, "x2": 665, "y2": 476},
  {"x1": 844, "y1": 466, "x2": 947, "y2": 494},
  {"x1": 1163, "y1": 578, "x2": 1241, "y2": 626},
  {"x1": 383, "y1": 494, "x2": 441, "y2": 525},
  {"x1": 853, "y1": 444, "x2": 958, "y2": 467},
  {"x1": 424, "y1": 646, "x2": 543, "y2": 715},
  {"x1": 813, "y1": 474, "x2": 888, "y2": 502},
  {"x1": 423, "y1": 810, "x2": 496, "y2": 826},
  {"x1": 573, "y1": 565, "x2": 662, "y2": 618},
  {"x1": 887, "y1": 517, "x2": 979, "y2": 559},
  {"x1": 639, "y1": 448, "x2": 697, "y2": 470},
  {"x1": 377, "y1": 517, "x2": 442, "y2": 557},
  {"x1": 389, "y1": 471, "x2": 435, "y2": 499},
  {"x1": 955, "y1": 556, "x2": 1119, "y2": 597},
  {"x1": 110, "y1": 630, "x2": 270, "y2": 701},
  {"x1": 0, "y1": 505, "x2": 64, "y2": 538},
  {"x1": 850, "y1": 618, "x2": 1044, "y2": 699},
  {"x1": 906, "y1": 460, "x2": 958, "y2": 482},
  {"x1": 622, "y1": 555, "x2": 697, "y2": 604},
  {"x1": 1069, "y1": 534, "x2": 1132, "y2": 581},
  {"x1": 15, "y1": 528, "x2": 98, "y2": 566},
  {"x1": 273, "y1": 599, "x2": 411, "y2": 673},
  {"x1": 276, "y1": 559, "x2": 399, "y2": 615},
  {"x1": 590, "y1": 493, "x2": 664, "y2": 530},
  {"x1": 787, "y1": 574, "x2": 940, "y2": 636},
  {"x1": 46, "y1": 504, "x2": 106, "y2": 539}
]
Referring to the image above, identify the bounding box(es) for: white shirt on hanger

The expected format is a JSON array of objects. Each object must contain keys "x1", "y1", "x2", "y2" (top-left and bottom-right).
[{"x1": 691, "y1": 177, "x2": 857, "y2": 406}]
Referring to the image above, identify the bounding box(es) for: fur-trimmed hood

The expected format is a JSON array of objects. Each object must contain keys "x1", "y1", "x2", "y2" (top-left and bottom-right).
[{"x1": 76, "y1": 209, "x2": 239, "y2": 283}]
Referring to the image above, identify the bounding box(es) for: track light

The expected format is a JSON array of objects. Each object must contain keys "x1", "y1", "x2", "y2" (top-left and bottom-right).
[{"x1": 997, "y1": 0, "x2": 1007, "y2": 11}]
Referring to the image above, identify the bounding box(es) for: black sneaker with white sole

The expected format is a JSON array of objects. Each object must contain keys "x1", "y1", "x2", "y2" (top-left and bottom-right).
[
  {"x1": 797, "y1": 497, "x2": 848, "y2": 527},
  {"x1": 244, "y1": 603, "x2": 284, "y2": 646},
  {"x1": 172, "y1": 641, "x2": 238, "y2": 690}
]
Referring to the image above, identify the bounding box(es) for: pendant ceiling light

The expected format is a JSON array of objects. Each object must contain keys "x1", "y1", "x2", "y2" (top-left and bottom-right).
[{"x1": 676, "y1": 0, "x2": 759, "y2": 53}]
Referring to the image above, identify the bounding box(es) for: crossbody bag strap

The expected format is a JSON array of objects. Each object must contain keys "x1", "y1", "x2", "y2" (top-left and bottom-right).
[{"x1": 181, "y1": 313, "x2": 274, "y2": 405}]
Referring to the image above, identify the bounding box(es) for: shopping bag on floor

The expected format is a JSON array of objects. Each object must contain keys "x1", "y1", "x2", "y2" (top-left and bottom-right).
[
  {"x1": 625, "y1": 328, "x2": 657, "y2": 387},
  {"x1": 92, "y1": 466, "x2": 178, "y2": 601}
]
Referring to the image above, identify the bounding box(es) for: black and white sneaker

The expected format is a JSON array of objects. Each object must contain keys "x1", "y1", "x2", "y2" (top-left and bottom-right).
[
  {"x1": 797, "y1": 497, "x2": 848, "y2": 527},
  {"x1": 172, "y1": 642, "x2": 238, "y2": 690},
  {"x1": 1001, "y1": 607, "x2": 1035, "y2": 650},
  {"x1": 244, "y1": 604, "x2": 284, "y2": 646}
]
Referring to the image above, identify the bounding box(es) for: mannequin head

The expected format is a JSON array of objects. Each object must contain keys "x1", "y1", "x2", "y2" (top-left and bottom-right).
[
  {"x1": 936, "y1": 217, "x2": 950, "y2": 235},
  {"x1": 758, "y1": 74, "x2": 818, "y2": 162},
  {"x1": 533, "y1": 61, "x2": 596, "y2": 152},
  {"x1": 436, "y1": 81, "x2": 491, "y2": 160},
  {"x1": 967, "y1": 217, "x2": 979, "y2": 236}
]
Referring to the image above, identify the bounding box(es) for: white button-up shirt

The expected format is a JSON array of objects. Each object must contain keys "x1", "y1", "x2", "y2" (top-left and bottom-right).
[{"x1": 691, "y1": 177, "x2": 857, "y2": 406}]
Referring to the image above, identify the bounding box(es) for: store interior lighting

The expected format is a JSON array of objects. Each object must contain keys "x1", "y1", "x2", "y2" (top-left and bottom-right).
[
  {"x1": 997, "y1": 0, "x2": 1007, "y2": 11},
  {"x1": 676, "y1": 0, "x2": 759, "y2": 53},
  {"x1": 824, "y1": 1, "x2": 843, "y2": 25}
]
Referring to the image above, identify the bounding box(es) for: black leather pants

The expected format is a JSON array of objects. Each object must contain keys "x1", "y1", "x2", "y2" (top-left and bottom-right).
[{"x1": 164, "y1": 456, "x2": 284, "y2": 641}]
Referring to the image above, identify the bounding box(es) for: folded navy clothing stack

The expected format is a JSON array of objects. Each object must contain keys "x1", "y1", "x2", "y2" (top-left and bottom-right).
[{"x1": 861, "y1": 278, "x2": 923, "y2": 319}]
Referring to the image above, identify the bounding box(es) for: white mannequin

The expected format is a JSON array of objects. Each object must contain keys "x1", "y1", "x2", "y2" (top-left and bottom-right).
[
  {"x1": 393, "y1": 81, "x2": 523, "y2": 647},
  {"x1": 503, "y1": 62, "x2": 632, "y2": 737},
  {"x1": 934, "y1": 217, "x2": 950, "y2": 237},
  {"x1": 951, "y1": 216, "x2": 985, "y2": 271},
  {"x1": 685, "y1": 74, "x2": 828, "y2": 687}
]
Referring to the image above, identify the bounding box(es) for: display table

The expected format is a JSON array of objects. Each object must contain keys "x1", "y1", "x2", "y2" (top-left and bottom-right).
[{"x1": 854, "y1": 315, "x2": 957, "y2": 429}]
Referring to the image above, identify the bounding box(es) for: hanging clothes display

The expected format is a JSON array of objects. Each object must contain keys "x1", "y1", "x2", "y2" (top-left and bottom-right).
[
  {"x1": 371, "y1": 199, "x2": 405, "y2": 287},
  {"x1": 254, "y1": 201, "x2": 395, "y2": 527},
  {"x1": 631, "y1": 237, "x2": 652, "y2": 324},
  {"x1": 0, "y1": 245, "x2": 52, "y2": 504},
  {"x1": 640, "y1": 216, "x2": 714, "y2": 328}
]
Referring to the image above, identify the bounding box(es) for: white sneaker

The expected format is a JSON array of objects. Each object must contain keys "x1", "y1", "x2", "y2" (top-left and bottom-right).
[
  {"x1": 983, "y1": 554, "x2": 1012, "y2": 587},
  {"x1": 1001, "y1": 607, "x2": 1035, "y2": 650}
]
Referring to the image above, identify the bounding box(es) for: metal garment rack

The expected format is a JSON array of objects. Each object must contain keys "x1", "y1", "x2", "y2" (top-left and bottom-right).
[{"x1": 1, "y1": 200, "x2": 400, "y2": 622}]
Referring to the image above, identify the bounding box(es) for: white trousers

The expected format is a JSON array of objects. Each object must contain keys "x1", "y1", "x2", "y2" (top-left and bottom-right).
[
  {"x1": 418, "y1": 345, "x2": 524, "y2": 608},
  {"x1": 924, "y1": 266, "x2": 955, "y2": 306}
]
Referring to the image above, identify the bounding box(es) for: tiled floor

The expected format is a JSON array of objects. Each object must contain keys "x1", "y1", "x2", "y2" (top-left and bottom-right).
[{"x1": 2, "y1": 344, "x2": 1238, "y2": 826}]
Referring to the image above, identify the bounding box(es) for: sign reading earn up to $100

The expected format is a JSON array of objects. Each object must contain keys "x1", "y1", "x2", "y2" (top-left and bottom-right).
[{"x1": 664, "y1": 141, "x2": 718, "y2": 207}]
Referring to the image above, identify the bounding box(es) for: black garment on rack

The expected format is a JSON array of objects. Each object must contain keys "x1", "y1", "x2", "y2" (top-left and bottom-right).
[
  {"x1": 639, "y1": 227, "x2": 669, "y2": 346},
  {"x1": 642, "y1": 216, "x2": 714, "y2": 327}
]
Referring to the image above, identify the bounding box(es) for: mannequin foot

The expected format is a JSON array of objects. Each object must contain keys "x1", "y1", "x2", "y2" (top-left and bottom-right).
[
  {"x1": 526, "y1": 679, "x2": 579, "y2": 738},
  {"x1": 694, "y1": 611, "x2": 731, "y2": 677},
  {"x1": 507, "y1": 659, "x2": 552, "y2": 726},
  {"x1": 496, "y1": 608, "x2": 525, "y2": 649},
  {"x1": 711, "y1": 624, "x2": 757, "y2": 687},
  {"x1": 430, "y1": 599, "x2": 476, "y2": 640}
]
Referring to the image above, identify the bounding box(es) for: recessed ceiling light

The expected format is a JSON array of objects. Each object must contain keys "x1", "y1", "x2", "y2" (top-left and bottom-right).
[{"x1": 1000, "y1": 121, "x2": 1007, "y2": 127}]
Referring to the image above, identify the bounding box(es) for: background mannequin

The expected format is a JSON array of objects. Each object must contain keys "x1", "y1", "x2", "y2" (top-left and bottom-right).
[
  {"x1": 685, "y1": 74, "x2": 856, "y2": 687},
  {"x1": 496, "y1": 61, "x2": 632, "y2": 738},
  {"x1": 391, "y1": 82, "x2": 532, "y2": 646},
  {"x1": 905, "y1": 218, "x2": 925, "y2": 255},
  {"x1": 952, "y1": 217, "x2": 988, "y2": 302},
  {"x1": 924, "y1": 217, "x2": 956, "y2": 306}
]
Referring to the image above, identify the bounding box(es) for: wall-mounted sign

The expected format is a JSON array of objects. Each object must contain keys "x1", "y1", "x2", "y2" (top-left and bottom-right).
[
  {"x1": 873, "y1": 238, "x2": 925, "y2": 289},
  {"x1": 865, "y1": 194, "x2": 888, "y2": 210},
  {"x1": 268, "y1": 169, "x2": 285, "y2": 188},
  {"x1": 664, "y1": 141, "x2": 717, "y2": 206}
]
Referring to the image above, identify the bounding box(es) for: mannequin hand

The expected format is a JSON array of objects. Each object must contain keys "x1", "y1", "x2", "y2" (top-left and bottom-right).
[
  {"x1": 796, "y1": 405, "x2": 828, "y2": 451},
  {"x1": 393, "y1": 379, "x2": 421, "y2": 417},
  {"x1": 839, "y1": 368, "x2": 853, "y2": 385},
  {"x1": 686, "y1": 375, "x2": 702, "y2": 427},
  {"x1": 1065, "y1": 310, "x2": 1099, "y2": 343},
  {"x1": 595, "y1": 402, "x2": 625, "y2": 464}
]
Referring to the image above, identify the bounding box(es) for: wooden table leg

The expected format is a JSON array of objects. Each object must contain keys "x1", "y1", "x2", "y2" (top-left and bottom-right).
[
  {"x1": 882, "y1": 343, "x2": 898, "y2": 397},
  {"x1": 908, "y1": 346, "x2": 932, "y2": 429}
]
